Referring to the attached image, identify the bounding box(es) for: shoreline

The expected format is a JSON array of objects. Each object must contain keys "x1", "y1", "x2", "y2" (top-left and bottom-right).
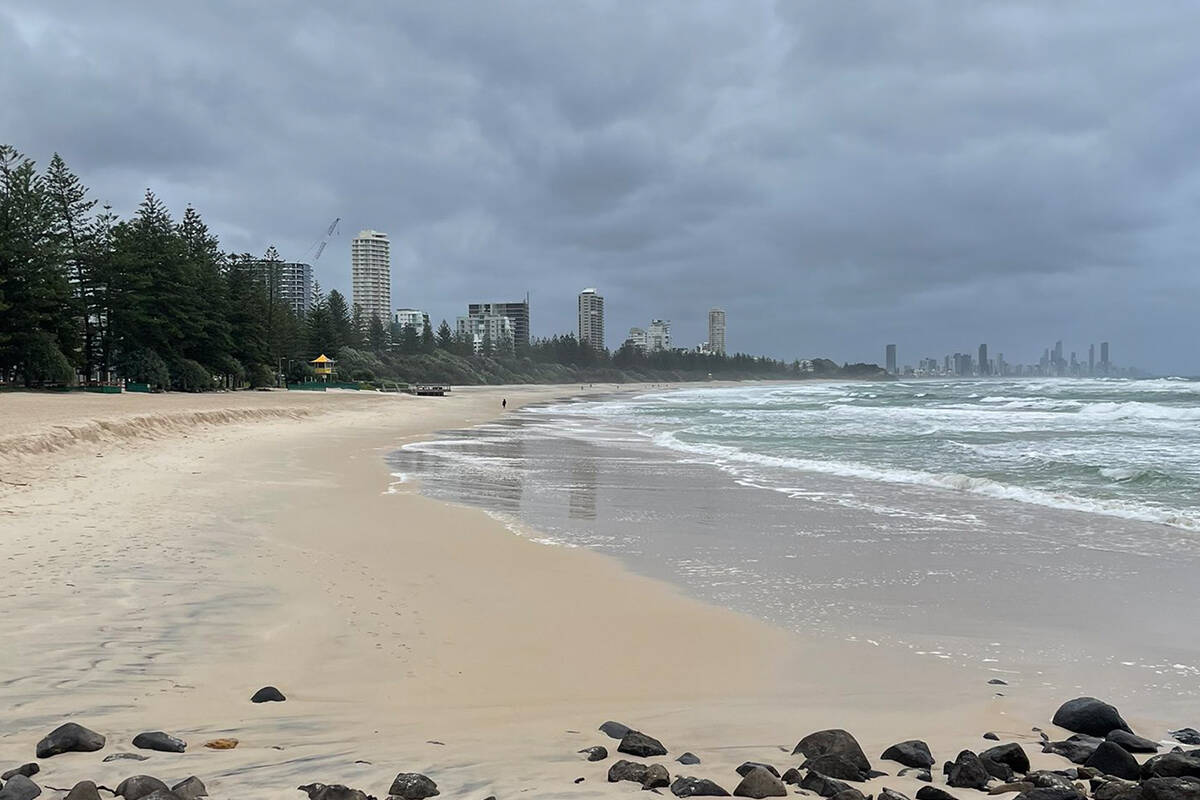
[{"x1": 0, "y1": 385, "x2": 1191, "y2": 797}]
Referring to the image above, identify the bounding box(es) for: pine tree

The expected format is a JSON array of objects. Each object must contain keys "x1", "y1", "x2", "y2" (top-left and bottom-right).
[
  {"x1": 436, "y1": 319, "x2": 454, "y2": 350},
  {"x1": 367, "y1": 313, "x2": 387, "y2": 354},
  {"x1": 327, "y1": 289, "x2": 354, "y2": 354},
  {"x1": 421, "y1": 319, "x2": 435, "y2": 353},
  {"x1": 44, "y1": 153, "x2": 96, "y2": 379}
]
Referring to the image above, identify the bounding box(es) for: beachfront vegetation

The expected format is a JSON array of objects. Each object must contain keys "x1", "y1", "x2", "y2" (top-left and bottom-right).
[{"x1": 0, "y1": 144, "x2": 886, "y2": 389}]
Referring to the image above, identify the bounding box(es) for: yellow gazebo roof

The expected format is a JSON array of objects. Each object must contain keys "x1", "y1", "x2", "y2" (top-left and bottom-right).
[{"x1": 310, "y1": 354, "x2": 334, "y2": 364}]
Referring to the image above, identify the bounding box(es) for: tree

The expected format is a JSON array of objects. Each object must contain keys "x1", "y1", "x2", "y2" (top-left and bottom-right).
[
  {"x1": 367, "y1": 313, "x2": 387, "y2": 354},
  {"x1": 44, "y1": 153, "x2": 96, "y2": 379},
  {"x1": 305, "y1": 282, "x2": 337, "y2": 358},
  {"x1": 328, "y1": 289, "x2": 355, "y2": 353},
  {"x1": 435, "y1": 319, "x2": 454, "y2": 350},
  {"x1": 421, "y1": 319, "x2": 435, "y2": 353}
]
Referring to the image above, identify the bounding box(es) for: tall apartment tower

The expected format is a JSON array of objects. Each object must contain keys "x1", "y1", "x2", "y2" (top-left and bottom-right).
[
  {"x1": 578, "y1": 288, "x2": 605, "y2": 350},
  {"x1": 1089, "y1": 344, "x2": 1095, "y2": 375},
  {"x1": 468, "y1": 298, "x2": 530, "y2": 349},
  {"x1": 647, "y1": 319, "x2": 671, "y2": 352},
  {"x1": 248, "y1": 259, "x2": 312, "y2": 316},
  {"x1": 886, "y1": 344, "x2": 897, "y2": 374},
  {"x1": 1100, "y1": 341, "x2": 1110, "y2": 374},
  {"x1": 978, "y1": 343, "x2": 989, "y2": 376},
  {"x1": 351, "y1": 229, "x2": 391, "y2": 324},
  {"x1": 707, "y1": 308, "x2": 726, "y2": 355}
]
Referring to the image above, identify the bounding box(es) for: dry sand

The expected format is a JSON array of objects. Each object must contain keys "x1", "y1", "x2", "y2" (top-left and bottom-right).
[{"x1": 0, "y1": 386, "x2": 1114, "y2": 798}]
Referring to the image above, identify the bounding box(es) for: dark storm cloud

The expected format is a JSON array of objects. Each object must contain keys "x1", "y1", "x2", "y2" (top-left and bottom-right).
[{"x1": 3, "y1": 1, "x2": 1198, "y2": 372}]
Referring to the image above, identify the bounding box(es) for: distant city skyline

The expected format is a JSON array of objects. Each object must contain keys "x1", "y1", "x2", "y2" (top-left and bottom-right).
[{"x1": 885, "y1": 338, "x2": 1142, "y2": 378}]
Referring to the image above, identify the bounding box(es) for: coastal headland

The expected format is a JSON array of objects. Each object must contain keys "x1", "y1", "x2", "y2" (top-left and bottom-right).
[{"x1": 1, "y1": 386, "x2": 1195, "y2": 799}]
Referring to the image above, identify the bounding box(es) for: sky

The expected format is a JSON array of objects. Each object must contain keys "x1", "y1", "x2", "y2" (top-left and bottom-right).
[{"x1": 3, "y1": 2, "x2": 1198, "y2": 374}]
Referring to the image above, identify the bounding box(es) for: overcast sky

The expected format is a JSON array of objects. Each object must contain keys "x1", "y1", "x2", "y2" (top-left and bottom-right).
[{"x1": 3, "y1": 2, "x2": 1198, "y2": 373}]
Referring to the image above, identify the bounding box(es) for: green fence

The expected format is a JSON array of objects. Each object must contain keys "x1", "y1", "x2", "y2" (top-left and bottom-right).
[{"x1": 286, "y1": 383, "x2": 326, "y2": 391}]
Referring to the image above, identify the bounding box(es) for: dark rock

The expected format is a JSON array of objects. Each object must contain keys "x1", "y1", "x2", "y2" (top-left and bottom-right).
[
  {"x1": 829, "y1": 791, "x2": 868, "y2": 800},
  {"x1": 620, "y1": 731, "x2": 668, "y2": 758},
  {"x1": 64, "y1": 781, "x2": 102, "y2": 800},
  {"x1": 600, "y1": 721, "x2": 633, "y2": 740},
  {"x1": 387, "y1": 773, "x2": 438, "y2": 799},
  {"x1": 1085, "y1": 741, "x2": 1139, "y2": 781},
  {"x1": 0, "y1": 766, "x2": 37, "y2": 782},
  {"x1": 640, "y1": 764, "x2": 670, "y2": 790},
  {"x1": 132, "y1": 732, "x2": 186, "y2": 754},
  {"x1": 800, "y1": 772, "x2": 853, "y2": 797},
  {"x1": 114, "y1": 776, "x2": 169, "y2": 800},
  {"x1": 139, "y1": 792, "x2": 183, "y2": 800},
  {"x1": 793, "y1": 730, "x2": 871, "y2": 773},
  {"x1": 573, "y1": 777, "x2": 584, "y2": 784},
  {"x1": 0, "y1": 775, "x2": 41, "y2": 800},
  {"x1": 780, "y1": 768, "x2": 802, "y2": 786},
  {"x1": 1171, "y1": 731, "x2": 1200, "y2": 747},
  {"x1": 678, "y1": 753, "x2": 702, "y2": 766},
  {"x1": 1013, "y1": 789, "x2": 1084, "y2": 800},
  {"x1": 880, "y1": 789, "x2": 911, "y2": 800},
  {"x1": 990, "y1": 783, "x2": 1034, "y2": 795},
  {"x1": 989, "y1": 680, "x2": 1009, "y2": 686},
  {"x1": 169, "y1": 777, "x2": 207, "y2": 800},
  {"x1": 900, "y1": 768, "x2": 933, "y2": 783},
  {"x1": 610, "y1": 760, "x2": 653, "y2": 784},
  {"x1": 1043, "y1": 738, "x2": 1100, "y2": 765},
  {"x1": 985, "y1": 733, "x2": 1000, "y2": 741},
  {"x1": 1076, "y1": 767, "x2": 1100, "y2": 780},
  {"x1": 1142, "y1": 752, "x2": 1200, "y2": 780},
  {"x1": 297, "y1": 785, "x2": 375, "y2": 800},
  {"x1": 104, "y1": 753, "x2": 149, "y2": 762},
  {"x1": 983, "y1": 759, "x2": 1015, "y2": 782},
  {"x1": 670, "y1": 776, "x2": 730, "y2": 797},
  {"x1": 1140, "y1": 777, "x2": 1200, "y2": 800},
  {"x1": 736, "y1": 763, "x2": 779, "y2": 778},
  {"x1": 251, "y1": 686, "x2": 286, "y2": 703},
  {"x1": 1024, "y1": 772, "x2": 1078, "y2": 790},
  {"x1": 1106, "y1": 730, "x2": 1159, "y2": 754},
  {"x1": 915, "y1": 787, "x2": 959, "y2": 800},
  {"x1": 803, "y1": 754, "x2": 867, "y2": 781},
  {"x1": 1052, "y1": 698, "x2": 1133, "y2": 737},
  {"x1": 1091, "y1": 779, "x2": 1140, "y2": 800},
  {"x1": 947, "y1": 751, "x2": 991, "y2": 790},
  {"x1": 868, "y1": 769, "x2": 890, "y2": 779},
  {"x1": 732, "y1": 766, "x2": 786, "y2": 799},
  {"x1": 983, "y1": 744, "x2": 1031, "y2": 774},
  {"x1": 35, "y1": 723, "x2": 106, "y2": 758},
  {"x1": 579, "y1": 746, "x2": 608, "y2": 762}
]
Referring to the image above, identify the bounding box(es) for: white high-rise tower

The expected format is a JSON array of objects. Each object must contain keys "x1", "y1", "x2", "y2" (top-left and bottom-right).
[
  {"x1": 578, "y1": 288, "x2": 605, "y2": 350},
  {"x1": 708, "y1": 308, "x2": 726, "y2": 355},
  {"x1": 351, "y1": 229, "x2": 391, "y2": 324}
]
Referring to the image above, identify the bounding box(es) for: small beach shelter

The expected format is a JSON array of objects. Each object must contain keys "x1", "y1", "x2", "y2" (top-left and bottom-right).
[{"x1": 310, "y1": 354, "x2": 335, "y2": 381}]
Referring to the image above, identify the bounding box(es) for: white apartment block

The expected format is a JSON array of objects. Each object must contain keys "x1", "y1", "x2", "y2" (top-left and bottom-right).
[
  {"x1": 351, "y1": 229, "x2": 391, "y2": 324},
  {"x1": 456, "y1": 313, "x2": 514, "y2": 353},
  {"x1": 578, "y1": 288, "x2": 605, "y2": 349},
  {"x1": 708, "y1": 308, "x2": 726, "y2": 355},
  {"x1": 647, "y1": 319, "x2": 671, "y2": 352},
  {"x1": 393, "y1": 308, "x2": 430, "y2": 331}
]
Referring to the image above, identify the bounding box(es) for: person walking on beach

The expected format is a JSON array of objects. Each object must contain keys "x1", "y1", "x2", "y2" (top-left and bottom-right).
[{"x1": 502, "y1": 398, "x2": 507, "y2": 409}]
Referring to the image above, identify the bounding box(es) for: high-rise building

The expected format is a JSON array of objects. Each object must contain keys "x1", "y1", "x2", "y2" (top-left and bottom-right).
[
  {"x1": 246, "y1": 259, "x2": 313, "y2": 316},
  {"x1": 351, "y1": 229, "x2": 391, "y2": 324},
  {"x1": 393, "y1": 309, "x2": 430, "y2": 331},
  {"x1": 578, "y1": 288, "x2": 605, "y2": 349},
  {"x1": 978, "y1": 344, "x2": 989, "y2": 376},
  {"x1": 707, "y1": 308, "x2": 726, "y2": 355},
  {"x1": 886, "y1": 344, "x2": 897, "y2": 374},
  {"x1": 468, "y1": 298, "x2": 530, "y2": 349},
  {"x1": 456, "y1": 312, "x2": 514, "y2": 353},
  {"x1": 1089, "y1": 344, "x2": 1095, "y2": 375},
  {"x1": 626, "y1": 327, "x2": 648, "y2": 353},
  {"x1": 647, "y1": 319, "x2": 671, "y2": 352},
  {"x1": 1100, "y1": 342, "x2": 1110, "y2": 374}
]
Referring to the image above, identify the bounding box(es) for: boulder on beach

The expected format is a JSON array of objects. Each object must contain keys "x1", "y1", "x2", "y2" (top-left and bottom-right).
[
  {"x1": 64, "y1": 781, "x2": 102, "y2": 800},
  {"x1": 114, "y1": 775, "x2": 169, "y2": 800},
  {"x1": 780, "y1": 768, "x2": 802, "y2": 786},
  {"x1": 882, "y1": 740, "x2": 935, "y2": 769},
  {"x1": 643, "y1": 764, "x2": 671, "y2": 790},
  {"x1": 829, "y1": 790, "x2": 868, "y2": 800},
  {"x1": 1024, "y1": 771, "x2": 1078, "y2": 790},
  {"x1": 678, "y1": 752, "x2": 702, "y2": 765},
  {"x1": 990, "y1": 782, "x2": 1035, "y2": 795},
  {"x1": 1091, "y1": 779, "x2": 1141, "y2": 800},
  {"x1": 578, "y1": 746, "x2": 608, "y2": 762},
  {"x1": 1139, "y1": 776, "x2": 1200, "y2": 800},
  {"x1": 104, "y1": 753, "x2": 149, "y2": 762},
  {"x1": 1085, "y1": 741, "x2": 1140, "y2": 781},
  {"x1": 732, "y1": 766, "x2": 786, "y2": 799},
  {"x1": 250, "y1": 686, "x2": 286, "y2": 703},
  {"x1": 982, "y1": 743, "x2": 1031, "y2": 774},
  {"x1": 297, "y1": 784, "x2": 374, "y2": 800},
  {"x1": 0, "y1": 774, "x2": 41, "y2": 800},
  {"x1": 1044, "y1": 736, "x2": 1101, "y2": 765},
  {"x1": 202, "y1": 738, "x2": 238, "y2": 750},
  {"x1": 947, "y1": 750, "x2": 991, "y2": 790},
  {"x1": 736, "y1": 762, "x2": 780, "y2": 778},
  {"x1": 0, "y1": 766, "x2": 38, "y2": 782},
  {"x1": 989, "y1": 679, "x2": 1009, "y2": 686},
  {"x1": 618, "y1": 730, "x2": 668, "y2": 758},
  {"x1": 800, "y1": 772, "x2": 853, "y2": 798},
  {"x1": 880, "y1": 789, "x2": 912, "y2": 800},
  {"x1": 609, "y1": 760, "x2": 653, "y2": 784},
  {"x1": 983, "y1": 758, "x2": 1015, "y2": 782},
  {"x1": 1170, "y1": 730, "x2": 1200, "y2": 747},
  {"x1": 132, "y1": 732, "x2": 186, "y2": 754},
  {"x1": 169, "y1": 777, "x2": 207, "y2": 800},
  {"x1": 985, "y1": 733, "x2": 1000, "y2": 741},
  {"x1": 1141, "y1": 752, "x2": 1200, "y2": 780},
  {"x1": 899, "y1": 768, "x2": 933, "y2": 782},
  {"x1": 1106, "y1": 730, "x2": 1159, "y2": 754},
  {"x1": 138, "y1": 791, "x2": 184, "y2": 800},
  {"x1": 915, "y1": 786, "x2": 959, "y2": 800},
  {"x1": 387, "y1": 773, "x2": 438, "y2": 800},
  {"x1": 600, "y1": 721, "x2": 632, "y2": 740},
  {"x1": 793, "y1": 729, "x2": 871, "y2": 773},
  {"x1": 670, "y1": 776, "x2": 730, "y2": 797},
  {"x1": 1052, "y1": 698, "x2": 1132, "y2": 737},
  {"x1": 804, "y1": 753, "x2": 869, "y2": 781},
  {"x1": 35, "y1": 722, "x2": 106, "y2": 758}
]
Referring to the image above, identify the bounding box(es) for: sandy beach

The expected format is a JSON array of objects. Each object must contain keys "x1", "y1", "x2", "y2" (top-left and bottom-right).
[{"x1": 0, "y1": 386, "x2": 1180, "y2": 798}]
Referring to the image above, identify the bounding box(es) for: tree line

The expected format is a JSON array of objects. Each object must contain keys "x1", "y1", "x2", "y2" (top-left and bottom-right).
[{"x1": 1, "y1": 143, "x2": 885, "y2": 390}]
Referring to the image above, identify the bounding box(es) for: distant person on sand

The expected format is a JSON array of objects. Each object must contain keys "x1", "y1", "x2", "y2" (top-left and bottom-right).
[{"x1": 502, "y1": 398, "x2": 507, "y2": 409}]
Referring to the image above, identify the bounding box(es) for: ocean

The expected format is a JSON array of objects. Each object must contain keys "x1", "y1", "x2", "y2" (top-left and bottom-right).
[{"x1": 389, "y1": 379, "x2": 1200, "y2": 715}]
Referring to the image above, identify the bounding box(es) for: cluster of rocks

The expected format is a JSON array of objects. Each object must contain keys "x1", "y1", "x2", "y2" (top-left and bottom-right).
[{"x1": 582, "y1": 699, "x2": 1200, "y2": 800}]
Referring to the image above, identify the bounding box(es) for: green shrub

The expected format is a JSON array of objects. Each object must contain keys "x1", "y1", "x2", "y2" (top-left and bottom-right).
[
  {"x1": 20, "y1": 331, "x2": 75, "y2": 386},
  {"x1": 171, "y1": 358, "x2": 213, "y2": 392},
  {"x1": 247, "y1": 363, "x2": 276, "y2": 388},
  {"x1": 117, "y1": 348, "x2": 170, "y2": 389}
]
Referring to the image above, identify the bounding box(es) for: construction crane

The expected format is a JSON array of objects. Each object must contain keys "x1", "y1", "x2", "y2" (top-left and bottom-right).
[{"x1": 298, "y1": 217, "x2": 341, "y2": 264}]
